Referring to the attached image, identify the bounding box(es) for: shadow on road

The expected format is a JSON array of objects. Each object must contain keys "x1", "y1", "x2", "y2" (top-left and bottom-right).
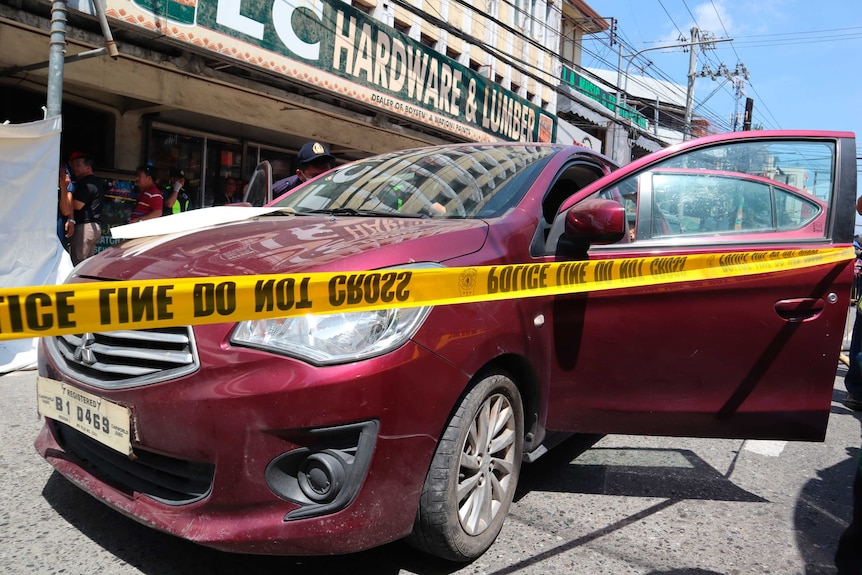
[
  {"x1": 795, "y1": 391, "x2": 860, "y2": 575},
  {"x1": 477, "y1": 434, "x2": 767, "y2": 575},
  {"x1": 41, "y1": 471, "x2": 454, "y2": 575},
  {"x1": 516, "y1": 436, "x2": 765, "y2": 503},
  {"x1": 38, "y1": 430, "x2": 796, "y2": 575}
]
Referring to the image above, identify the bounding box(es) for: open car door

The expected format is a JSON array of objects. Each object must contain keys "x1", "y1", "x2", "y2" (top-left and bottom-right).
[
  {"x1": 544, "y1": 131, "x2": 857, "y2": 441},
  {"x1": 243, "y1": 161, "x2": 273, "y2": 207}
]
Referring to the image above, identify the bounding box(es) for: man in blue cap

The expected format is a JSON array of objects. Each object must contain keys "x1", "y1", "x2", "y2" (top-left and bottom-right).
[{"x1": 272, "y1": 141, "x2": 335, "y2": 196}]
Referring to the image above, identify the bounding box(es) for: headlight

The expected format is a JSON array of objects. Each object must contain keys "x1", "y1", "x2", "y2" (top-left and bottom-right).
[{"x1": 231, "y1": 306, "x2": 431, "y2": 365}]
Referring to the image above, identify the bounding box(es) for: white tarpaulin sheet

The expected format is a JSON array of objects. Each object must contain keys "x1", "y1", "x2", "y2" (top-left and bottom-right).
[{"x1": 0, "y1": 117, "x2": 73, "y2": 373}]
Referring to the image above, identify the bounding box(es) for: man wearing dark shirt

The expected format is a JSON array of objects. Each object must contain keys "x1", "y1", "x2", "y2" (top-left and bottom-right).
[{"x1": 67, "y1": 151, "x2": 105, "y2": 265}]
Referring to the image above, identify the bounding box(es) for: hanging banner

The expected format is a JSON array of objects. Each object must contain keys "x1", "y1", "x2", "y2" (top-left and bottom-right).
[
  {"x1": 561, "y1": 65, "x2": 647, "y2": 129},
  {"x1": 0, "y1": 117, "x2": 73, "y2": 371}
]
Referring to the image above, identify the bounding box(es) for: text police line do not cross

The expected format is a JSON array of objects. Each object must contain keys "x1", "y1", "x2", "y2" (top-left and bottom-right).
[{"x1": 0, "y1": 248, "x2": 852, "y2": 340}]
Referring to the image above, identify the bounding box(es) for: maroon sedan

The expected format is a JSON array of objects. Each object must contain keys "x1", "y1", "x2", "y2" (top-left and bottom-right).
[{"x1": 35, "y1": 131, "x2": 857, "y2": 561}]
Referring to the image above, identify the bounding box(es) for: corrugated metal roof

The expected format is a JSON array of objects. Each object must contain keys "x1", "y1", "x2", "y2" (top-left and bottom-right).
[
  {"x1": 586, "y1": 68, "x2": 688, "y2": 108},
  {"x1": 557, "y1": 85, "x2": 612, "y2": 125}
]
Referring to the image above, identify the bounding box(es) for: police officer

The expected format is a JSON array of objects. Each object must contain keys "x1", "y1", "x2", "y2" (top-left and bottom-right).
[
  {"x1": 164, "y1": 168, "x2": 192, "y2": 214},
  {"x1": 272, "y1": 142, "x2": 335, "y2": 196}
]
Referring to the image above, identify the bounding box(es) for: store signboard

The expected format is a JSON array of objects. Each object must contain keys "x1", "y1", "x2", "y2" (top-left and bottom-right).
[
  {"x1": 561, "y1": 65, "x2": 647, "y2": 130},
  {"x1": 101, "y1": 0, "x2": 556, "y2": 143}
]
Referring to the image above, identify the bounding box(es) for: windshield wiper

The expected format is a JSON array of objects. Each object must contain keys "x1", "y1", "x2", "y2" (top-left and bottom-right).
[{"x1": 306, "y1": 207, "x2": 426, "y2": 218}]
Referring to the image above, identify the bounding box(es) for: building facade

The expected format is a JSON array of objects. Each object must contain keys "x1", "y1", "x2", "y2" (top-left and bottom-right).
[{"x1": 1, "y1": 0, "x2": 659, "y2": 213}]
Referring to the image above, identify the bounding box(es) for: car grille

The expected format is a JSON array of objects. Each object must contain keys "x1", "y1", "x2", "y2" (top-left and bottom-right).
[
  {"x1": 54, "y1": 422, "x2": 214, "y2": 505},
  {"x1": 45, "y1": 327, "x2": 199, "y2": 390}
]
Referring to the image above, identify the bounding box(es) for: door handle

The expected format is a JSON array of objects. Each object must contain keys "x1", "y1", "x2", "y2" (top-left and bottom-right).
[{"x1": 774, "y1": 298, "x2": 825, "y2": 322}]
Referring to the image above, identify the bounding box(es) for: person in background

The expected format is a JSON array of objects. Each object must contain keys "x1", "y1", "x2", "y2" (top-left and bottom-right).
[
  {"x1": 67, "y1": 151, "x2": 105, "y2": 265},
  {"x1": 272, "y1": 141, "x2": 335, "y2": 196},
  {"x1": 844, "y1": 195, "x2": 862, "y2": 412},
  {"x1": 222, "y1": 176, "x2": 243, "y2": 204},
  {"x1": 57, "y1": 163, "x2": 74, "y2": 252},
  {"x1": 164, "y1": 168, "x2": 191, "y2": 214},
  {"x1": 128, "y1": 163, "x2": 164, "y2": 223},
  {"x1": 837, "y1": 200, "x2": 862, "y2": 575},
  {"x1": 853, "y1": 235, "x2": 862, "y2": 304},
  {"x1": 836, "y1": 439, "x2": 862, "y2": 573}
]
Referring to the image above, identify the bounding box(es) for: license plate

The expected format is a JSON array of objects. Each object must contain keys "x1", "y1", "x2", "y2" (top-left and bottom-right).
[{"x1": 37, "y1": 376, "x2": 132, "y2": 456}]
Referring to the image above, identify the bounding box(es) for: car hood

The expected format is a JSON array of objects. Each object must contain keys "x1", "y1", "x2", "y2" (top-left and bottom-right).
[{"x1": 77, "y1": 214, "x2": 489, "y2": 281}]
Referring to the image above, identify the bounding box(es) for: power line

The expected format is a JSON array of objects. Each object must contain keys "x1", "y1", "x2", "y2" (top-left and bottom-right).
[
  {"x1": 584, "y1": 19, "x2": 735, "y2": 132},
  {"x1": 733, "y1": 33, "x2": 862, "y2": 48},
  {"x1": 731, "y1": 26, "x2": 862, "y2": 40},
  {"x1": 366, "y1": 1, "x2": 859, "y2": 140}
]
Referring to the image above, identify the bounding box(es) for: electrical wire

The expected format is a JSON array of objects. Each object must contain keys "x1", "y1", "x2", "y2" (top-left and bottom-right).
[
  {"x1": 415, "y1": 0, "x2": 734, "y2": 134},
  {"x1": 354, "y1": 1, "x2": 858, "y2": 139}
]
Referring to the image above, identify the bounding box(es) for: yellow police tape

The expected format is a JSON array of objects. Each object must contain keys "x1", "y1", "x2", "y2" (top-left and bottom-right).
[{"x1": 0, "y1": 247, "x2": 854, "y2": 341}]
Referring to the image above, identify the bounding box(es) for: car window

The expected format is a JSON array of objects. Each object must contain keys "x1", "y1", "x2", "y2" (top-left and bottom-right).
[
  {"x1": 648, "y1": 172, "x2": 822, "y2": 238},
  {"x1": 271, "y1": 145, "x2": 556, "y2": 219},
  {"x1": 587, "y1": 139, "x2": 833, "y2": 243},
  {"x1": 541, "y1": 164, "x2": 608, "y2": 224}
]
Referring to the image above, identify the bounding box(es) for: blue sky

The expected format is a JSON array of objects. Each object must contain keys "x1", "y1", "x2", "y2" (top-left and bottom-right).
[{"x1": 584, "y1": 1, "x2": 862, "y2": 230}]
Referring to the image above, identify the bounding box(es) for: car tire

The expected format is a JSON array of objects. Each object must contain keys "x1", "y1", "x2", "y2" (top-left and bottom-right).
[{"x1": 408, "y1": 372, "x2": 524, "y2": 562}]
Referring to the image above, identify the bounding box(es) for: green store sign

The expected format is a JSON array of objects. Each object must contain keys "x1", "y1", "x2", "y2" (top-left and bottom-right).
[
  {"x1": 116, "y1": 0, "x2": 557, "y2": 143},
  {"x1": 561, "y1": 66, "x2": 647, "y2": 130}
]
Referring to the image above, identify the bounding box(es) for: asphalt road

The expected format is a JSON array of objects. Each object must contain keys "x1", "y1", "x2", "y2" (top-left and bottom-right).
[{"x1": 1, "y1": 367, "x2": 859, "y2": 575}]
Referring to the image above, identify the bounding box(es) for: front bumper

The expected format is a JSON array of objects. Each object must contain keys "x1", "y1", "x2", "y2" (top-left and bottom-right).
[{"x1": 35, "y1": 329, "x2": 468, "y2": 555}]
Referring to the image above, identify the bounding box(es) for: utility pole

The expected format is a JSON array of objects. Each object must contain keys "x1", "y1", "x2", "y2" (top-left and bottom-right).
[
  {"x1": 27, "y1": 0, "x2": 119, "y2": 119},
  {"x1": 692, "y1": 61, "x2": 749, "y2": 131},
  {"x1": 682, "y1": 28, "x2": 738, "y2": 139},
  {"x1": 742, "y1": 97, "x2": 754, "y2": 131},
  {"x1": 730, "y1": 64, "x2": 750, "y2": 130},
  {"x1": 609, "y1": 18, "x2": 621, "y2": 162},
  {"x1": 683, "y1": 27, "x2": 699, "y2": 141},
  {"x1": 46, "y1": 0, "x2": 68, "y2": 119},
  {"x1": 615, "y1": 31, "x2": 731, "y2": 152}
]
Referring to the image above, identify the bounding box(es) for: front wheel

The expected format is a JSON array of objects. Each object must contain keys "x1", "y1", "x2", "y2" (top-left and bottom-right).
[{"x1": 409, "y1": 372, "x2": 524, "y2": 562}]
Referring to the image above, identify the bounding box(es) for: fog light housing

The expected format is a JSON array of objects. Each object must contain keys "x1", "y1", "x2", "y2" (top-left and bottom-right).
[
  {"x1": 297, "y1": 452, "x2": 346, "y2": 503},
  {"x1": 265, "y1": 420, "x2": 378, "y2": 520}
]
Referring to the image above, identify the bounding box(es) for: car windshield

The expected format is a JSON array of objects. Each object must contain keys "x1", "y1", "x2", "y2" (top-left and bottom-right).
[{"x1": 271, "y1": 144, "x2": 557, "y2": 219}]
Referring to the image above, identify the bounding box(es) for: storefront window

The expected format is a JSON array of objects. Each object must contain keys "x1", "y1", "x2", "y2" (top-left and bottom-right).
[
  {"x1": 144, "y1": 129, "x2": 294, "y2": 208},
  {"x1": 254, "y1": 146, "x2": 295, "y2": 185},
  {"x1": 149, "y1": 129, "x2": 203, "y2": 210},
  {"x1": 206, "y1": 140, "x2": 243, "y2": 206}
]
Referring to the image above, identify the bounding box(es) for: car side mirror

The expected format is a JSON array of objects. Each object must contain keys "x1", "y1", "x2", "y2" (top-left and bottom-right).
[{"x1": 564, "y1": 199, "x2": 626, "y2": 245}]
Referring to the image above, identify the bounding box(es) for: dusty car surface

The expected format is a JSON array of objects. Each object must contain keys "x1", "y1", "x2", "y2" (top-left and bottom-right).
[{"x1": 35, "y1": 131, "x2": 857, "y2": 561}]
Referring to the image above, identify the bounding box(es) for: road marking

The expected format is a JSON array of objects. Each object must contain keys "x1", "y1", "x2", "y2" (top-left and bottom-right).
[{"x1": 743, "y1": 440, "x2": 787, "y2": 457}]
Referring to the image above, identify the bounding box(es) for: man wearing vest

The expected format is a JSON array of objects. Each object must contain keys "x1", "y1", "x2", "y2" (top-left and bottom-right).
[{"x1": 165, "y1": 168, "x2": 192, "y2": 214}]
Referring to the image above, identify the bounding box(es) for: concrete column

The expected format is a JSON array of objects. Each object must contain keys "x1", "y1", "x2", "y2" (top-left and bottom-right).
[{"x1": 114, "y1": 111, "x2": 144, "y2": 171}]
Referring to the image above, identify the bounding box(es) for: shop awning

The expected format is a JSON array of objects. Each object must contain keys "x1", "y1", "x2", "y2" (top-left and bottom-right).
[
  {"x1": 633, "y1": 135, "x2": 663, "y2": 153},
  {"x1": 557, "y1": 85, "x2": 610, "y2": 126}
]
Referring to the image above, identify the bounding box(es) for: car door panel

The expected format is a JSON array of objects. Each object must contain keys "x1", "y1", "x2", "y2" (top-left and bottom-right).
[
  {"x1": 546, "y1": 252, "x2": 851, "y2": 440},
  {"x1": 544, "y1": 132, "x2": 857, "y2": 441}
]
